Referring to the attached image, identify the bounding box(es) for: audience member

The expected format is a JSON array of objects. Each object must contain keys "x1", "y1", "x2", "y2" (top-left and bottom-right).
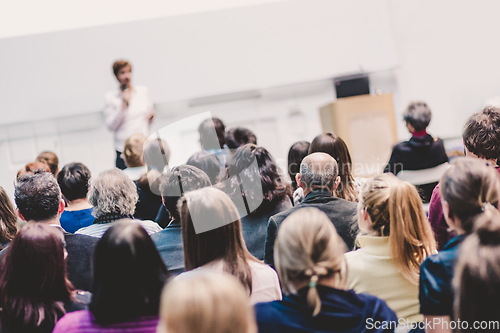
[
  {"x1": 225, "y1": 127, "x2": 257, "y2": 150},
  {"x1": 0, "y1": 186, "x2": 18, "y2": 249},
  {"x1": 0, "y1": 223, "x2": 91, "y2": 333},
  {"x1": 428, "y1": 106, "x2": 500, "y2": 250},
  {"x1": 309, "y1": 133, "x2": 358, "y2": 202},
  {"x1": 0, "y1": 171, "x2": 97, "y2": 291},
  {"x1": 57, "y1": 163, "x2": 94, "y2": 233},
  {"x1": 187, "y1": 150, "x2": 221, "y2": 184},
  {"x1": 384, "y1": 102, "x2": 448, "y2": 202},
  {"x1": 75, "y1": 169, "x2": 162, "y2": 238},
  {"x1": 143, "y1": 135, "x2": 171, "y2": 173},
  {"x1": 53, "y1": 221, "x2": 168, "y2": 333},
  {"x1": 419, "y1": 157, "x2": 500, "y2": 330},
  {"x1": 264, "y1": 153, "x2": 358, "y2": 267},
  {"x1": 36, "y1": 150, "x2": 60, "y2": 176},
  {"x1": 178, "y1": 187, "x2": 282, "y2": 304},
  {"x1": 255, "y1": 208, "x2": 397, "y2": 333},
  {"x1": 151, "y1": 165, "x2": 212, "y2": 275},
  {"x1": 17, "y1": 161, "x2": 51, "y2": 180},
  {"x1": 104, "y1": 60, "x2": 155, "y2": 170},
  {"x1": 122, "y1": 133, "x2": 147, "y2": 181},
  {"x1": 287, "y1": 141, "x2": 310, "y2": 192},
  {"x1": 219, "y1": 144, "x2": 292, "y2": 260},
  {"x1": 198, "y1": 117, "x2": 229, "y2": 175},
  {"x1": 158, "y1": 272, "x2": 257, "y2": 333},
  {"x1": 345, "y1": 174, "x2": 436, "y2": 323}
]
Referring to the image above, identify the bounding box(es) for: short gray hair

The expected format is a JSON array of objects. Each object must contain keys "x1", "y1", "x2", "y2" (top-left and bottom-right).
[
  {"x1": 89, "y1": 168, "x2": 138, "y2": 218},
  {"x1": 403, "y1": 101, "x2": 432, "y2": 131},
  {"x1": 299, "y1": 153, "x2": 338, "y2": 190}
]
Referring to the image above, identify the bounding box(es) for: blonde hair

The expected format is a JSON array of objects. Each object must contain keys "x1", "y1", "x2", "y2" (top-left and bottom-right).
[
  {"x1": 123, "y1": 133, "x2": 146, "y2": 167},
  {"x1": 158, "y1": 272, "x2": 257, "y2": 333},
  {"x1": 274, "y1": 207, "x2": 345, "y2": 316},
  {"x1": 358, "y1": 173, "x2": 436, "y2": 285}
]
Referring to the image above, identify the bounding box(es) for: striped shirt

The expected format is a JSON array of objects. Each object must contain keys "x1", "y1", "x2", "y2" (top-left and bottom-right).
[{"x1": 75, "y1": 220, "x2": 162, "y2": 238}]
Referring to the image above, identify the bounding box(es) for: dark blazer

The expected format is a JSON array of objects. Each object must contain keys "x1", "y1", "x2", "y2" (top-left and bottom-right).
[
  {"x1": 151, "y1": 219, "x2": 184, "y2": 276},
  {"x1": 264, "y1": 189, "x2": 358, "y2": 267}
]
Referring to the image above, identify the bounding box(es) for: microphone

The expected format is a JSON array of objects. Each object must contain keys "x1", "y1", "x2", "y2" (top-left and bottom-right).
[{"x1": 121, "y1": 84, "x2": 127, "y2": 92}]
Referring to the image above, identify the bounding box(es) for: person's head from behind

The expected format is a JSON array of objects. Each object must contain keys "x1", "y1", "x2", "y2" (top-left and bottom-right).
[
  {"x1": 288, "y1": 141, "x2": 310, "y2": 190},
  {"x1": 16, "y1": 161, "x2": 51, "y2": 180},
  {"x1": 143, "y1": 136, "x2": 171, "y2": 172},
  {"x1": 187, "y1": 151, "x2": 221, "y2": 185},
  {"x1": 403, "y1": 101, "x2": 432, "y2": 133},
  {"x1": 462, "y1": 105, "x2": 500, "y2": 161},
  {"x1": 36, "y1": 151, "x2": 59, "y2": 176},
  {"x1": 0, "y1": 223, "x2": 72, "y2": 328},
  {"x1": 123, "y1": 133, "x2": 147, "y2": 168},
  {"x1": 56, "y1": 162, "x2": 91, "y2": 202},
  {"x1": 440, "y1": 157, "x2": 500, "y2": 235},
  {"x1": 297, "y1": 153, "x2": 340, "y2": 196},
  {"x1": 90, "y1": 220, "x2": 169, "y2": 325},
  {"x1": 0, "y1": 186, "x2": 18, "y2": 246},
  {"x1": 158, "y1": 272, "x2": 257, "y2": 333},
  {"x1": 178, "y1": 187, "x2": 254, "y2": 292},
  {"x1": 160, "y1": 165, "x2": 211, "y2": 222},
  {"x1": 309, "y1": 133, "x2": 357, "y2": 201},
  {"x1": 15, "y1": 171, "x2": 63, "y2": 222},
  {"x1": 112, "y1": 59, "x2": 132, "y2": 87},
  {"x1": 225, "y1": 127, "x2": 257, "y2": 150},
  {"x1": 274, "y1": 208, "x2": 345, "y2": 316},
  {"x1": 198, "y1": 118, "x2": 226, "y2": 150},
  {"x1": 88, "y1": 168, "x2": 138, "y2": 219},
  {"x1": 358, "y1": 173, "x2": 436, "y2": 285}
]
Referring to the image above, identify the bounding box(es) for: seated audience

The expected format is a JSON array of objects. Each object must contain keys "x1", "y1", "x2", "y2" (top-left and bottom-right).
[
  {"x1": 17, "y1": 161, "x2": 51, "y2": 180},
  {"x1": 265, "y1": 153, "x2": 358, "y2": 267},
  {"x1": 198, "y1": 117, "x2": 229, "y2": 174},
  {"x1": 384, "y1": 102, "x2": 448, "y2": 202},
  {"x1": 178, "y1": 187, "x2": 282, "y2": 304},
  {"x1": 420, "y1": 157, "x2": 500, "y2": 331},
  {"x1": 158, "y1": 272, "x2": 257, "y2": 333},
  {"x1": 428, "y1": 106, "x2": 500, "y2": 250},
  {"x1": 122, "y1": 133, "x2": 148, "y2": 181},
  {"x1": 53, "y1": 221, "x2": 169, "y2": 333},
  {"x1": 255, "y1": 208, "x2": 397, "y2": 333},
  {"x1": 0, "y1": 223, "x2": 90, "y2": 333},
  {"x1": 151, "y1": 165, "x2": 212, "y2": 275},
  {"x1": 309, "y1": 133, "x2": 358, "y2": 202},
  {"x1": 225, "y1": 127, "x2": 257, "y2": 150},
  {"x1": 0, "y1": 186, "x2": 18, "y2": 249},
  {"x1": 219, "y1": 144, "x2": 292, "y2": 260},
  {"x1": 75, "y1": 169, "x2": 162, "y2": 238},
  {"x1": 36, "y1": 150, "x2": 60, "y2": 176},
  {"x1": 345, "y1": 174, "x2": 436, "y2": 322},
  {"x1": 187, "y1": 150, "x2": 221, "y2": 184},
  {"x1": 57, "y1": 163, "x2": 94, "y2": 233},
  {"x1": 287, "y1": 141, "x2": 310, "y2": 192},
  {"x1": 0, "y1": 171, "x2": 97, "y2": 291}
]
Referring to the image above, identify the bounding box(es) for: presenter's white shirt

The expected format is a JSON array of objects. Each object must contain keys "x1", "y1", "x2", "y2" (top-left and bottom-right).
[{"x1": 104, "y1": 85, "x2": 154, "y2": 151}]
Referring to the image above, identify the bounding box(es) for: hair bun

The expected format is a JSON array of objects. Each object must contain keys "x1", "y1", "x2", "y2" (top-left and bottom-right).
[{"x1": 476, "y1": 214, "x2": 500, "y2": 246}]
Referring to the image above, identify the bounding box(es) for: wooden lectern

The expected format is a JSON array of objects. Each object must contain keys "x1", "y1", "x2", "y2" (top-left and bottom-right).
[{"x1": 319, "y1": 93, "x2": 397, "y2": 177}]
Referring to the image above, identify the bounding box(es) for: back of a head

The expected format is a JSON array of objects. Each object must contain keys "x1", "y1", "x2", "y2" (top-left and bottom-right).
[
  {"x1": 299, "y1": 153, "x2": 338, "y2": 193},
  {"x1": 454, "y1": 207, "x2": 500, "y2": 332},
  {"x1": 187, "y1": 151, "x2": 221, "y2": 185},
  {"x1": 143, "y1": 136, "x2": 170, "y2": 172},
  {"x1": 439, "y1": 157, "x2": 500, "y2": 234},
  {"x1": 36, "y1": 151, "x2": 59, "y2": 176},
  {"x1": 123, "y1": 133, "x2": 147, "y2": 167},
  {"x1": 403, "y1": 101, "x2": 432, "y2": 131},
  {"x1": 90, "y1": 220, "x2": 169, "y2": 325},
  {"x1": 462, "y1": 106, "x2": 500, "y2": 160},
  {"x1": 158, "y1": 272, "x2": 256, "y2": 333},
  {"x1": 57, "y1": 162, "x2": 91, "y2": 202},
  {"x1": 274, "y1": 208, "x2": 345, "y2": 316},
  {"x1": 0, "y1": 186, "x2": 18, "y2": 245},
  {"x1": 288, "y1": 141, "x2": 310, "y2": 188},
  {"x1": 359, "y1": 173, "x2": 436, "y2": 285},
  {"x1": 198, "y1": 118, "x2": 226, "y2": 150},
  {"x1": 88, "y1": 168, "x2": 138, "y2": 218},
  {"x1": 225, "y1": 127, "x2": 257, "y2": 150},
  {"x1": 15, "y1": 171, "x2": 61, "y2": 222},
  {"x1": 17, "y1": 161, "x2": 51, "y2": 180}
]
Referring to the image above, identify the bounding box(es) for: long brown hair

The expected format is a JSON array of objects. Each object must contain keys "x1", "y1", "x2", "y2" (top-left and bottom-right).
[
  {"x1": 0, "y1": 186, "x2": 17, "y2": 247},
  {"x1": 358, "y1": 173, "x2": 436, "y2": 285},
  {"x1": 178, "y1": 187, "x2": 257, "y2": 293},
  {"x1": 309, "y1": 133, "x2": 358, "y2": 201}
]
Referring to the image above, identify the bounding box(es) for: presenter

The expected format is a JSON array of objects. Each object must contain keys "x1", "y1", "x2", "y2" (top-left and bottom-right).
[{"x1": 104, "y1": 60, "x2": 155, "y2": 169}]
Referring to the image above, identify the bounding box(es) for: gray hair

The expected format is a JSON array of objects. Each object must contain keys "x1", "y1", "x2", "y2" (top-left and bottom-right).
[
  {"x1": 299, "y1": 153, "x2": 338, "y2": 191},
  {"x1": 89, "y1": 168, "x2": 138, "y2": 218},
  {"x1": 403, "y1": 101, "x2": 432, "y2": 131}
]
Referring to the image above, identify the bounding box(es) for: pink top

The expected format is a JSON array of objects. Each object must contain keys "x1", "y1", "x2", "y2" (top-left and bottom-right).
[{"x1": 53, "y1": 310, "x2": 158, "y2": 333}]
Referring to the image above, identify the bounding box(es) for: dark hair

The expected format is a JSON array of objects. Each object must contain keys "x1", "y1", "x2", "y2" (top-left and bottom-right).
[
  {"x1": 225, "y1": 128, "x2": 257, "y2": 150},
  {"x1": 16, "y1": 161, "x2": 51, "y2": 180},
  {"x1": 178, "y1": 187, "x2": 256, "y2": 293},
  {"x1": 90, "y1": 220, "x2": 169, "y2": 325},
  {"x1": 112, "y1": 60, "x2": 131, "y2": 78},
  {"x1": 198, "y1": 118, "x2": 226, "y2": 150},
  {"x1": 440, "y1": 157, "x2": 500, "y2": 234},
  {"x1": 221, "y1": 144, "x2": 290, "y2": 215},
  {"x1": 309, "y1": 133, "x2": 358, "y2": 201},
  {"x1": 0, "y1": 223, "x2": 73, "y2": 329},
  {"x1": 57, "y1": 163, "x2": 91, "y2": 202},
  {"x1": 36, "y1": 151, "x2": 59, "y2": 176},
  {"x1": 160, "y1": 165, "x2": 212, "y2": 222},
  {"x1": 287, "y1": 141, "x2": 310, "y2": 191},
  {"x1": 403, "y1": 102, "x2": 432, "y2": 131},
  {"x1": 15, "y1": 172, "x2": 61, "y2": 222},
  {"x1": 0, "y1": 186, "x2": 18, "y2": 246},
  {"x1": 187, "y1": 151, "x2": 221, "y2": 185},
  {"x1": 462, "y1": 106, "x2": 500, "y2": 160}
]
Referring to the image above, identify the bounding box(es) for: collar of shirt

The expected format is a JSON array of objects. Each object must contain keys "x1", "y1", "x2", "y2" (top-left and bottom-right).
[
  {"x1": 412, "y1": 129, "x2": 428, "y2": 137},
  {"x1": 356, "y1": 235, "x2": 391, "y2": 257}
]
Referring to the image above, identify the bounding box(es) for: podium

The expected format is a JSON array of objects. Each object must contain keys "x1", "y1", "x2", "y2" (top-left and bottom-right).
[{"x1": 319, "y1": 93, "x2": 397, "y2": 177}]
